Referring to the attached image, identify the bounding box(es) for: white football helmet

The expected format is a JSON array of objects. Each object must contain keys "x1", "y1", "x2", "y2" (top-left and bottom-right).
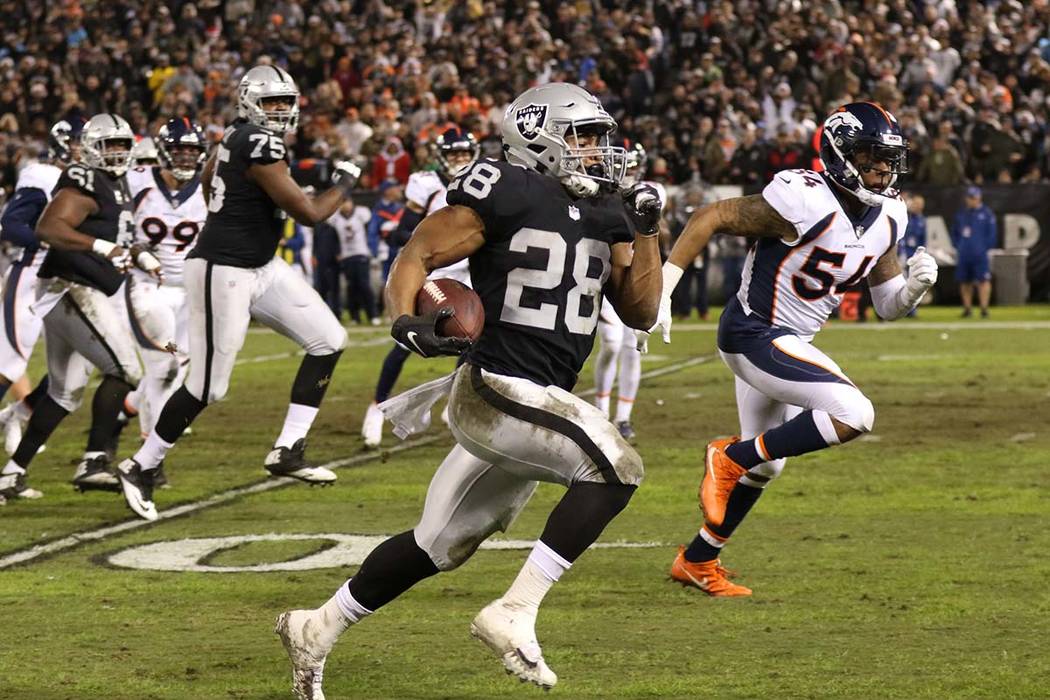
[
  {"x1": 501, "y1": 82, "x2": 626, "y2": 197},
  {"x1": 131, "y1": 137, "x2": 160, "y2": 166},
  {"x1": 80, "y1": 113, "x2": 135, "y2": 177},
  {"x1": 237, "y1": 65, "x2": 300, "y2": 134}
]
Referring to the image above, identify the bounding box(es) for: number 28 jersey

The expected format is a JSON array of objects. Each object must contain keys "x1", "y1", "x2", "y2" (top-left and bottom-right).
[
  {"x1": 191, "y1": 120, "x2": 288, "y2": 269},
  {"x1": 125, "y1": 166, "x2": 206, "y2": 286},
  {"x1": 446, "y1": 160, "x2": 633, "y2": 390},
  {"x1": 734, "y1": 169, "x2": 907, "y2": 342}
]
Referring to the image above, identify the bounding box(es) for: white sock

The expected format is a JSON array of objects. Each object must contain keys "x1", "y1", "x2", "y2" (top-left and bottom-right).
[
  {"x1": 502, "y1": 541, "x2": 572, "y2": 614},
  {"x1": 2, "y1": 460, "x2": 25, "y2": 476},
  {"x1": 306, "y1": 582, "x2": 371, "y2": 653},
  {"x1": 13, "y1": 400, "x2": 31, "y2": 421},
  {"x1": 593, "y1": 344, "x2": 619, "y2": 418},
  {"x1": 275, "y1": 403, "x2": 319, "y2": 448},
  {"x1": 615, "y1": 342, "x2": 641, "y2": 423},
  {"x1": 594, "y1": 393, "x2": 610, "y2": 416},
  {"x1": 134, "y1": 431, "x2": 173, "y2": 471},
  {"x1": 614, "y1": 397, "x2": 635, "y2": 423}
]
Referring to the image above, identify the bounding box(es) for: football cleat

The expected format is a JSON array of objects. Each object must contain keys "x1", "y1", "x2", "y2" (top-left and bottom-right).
[
  {"x1": 265, "y1": 439, "x2": 336, "y2": 484},
  {"x1": 361, "y1": 403, "x2": 383, "y2": 449},
  {"x1": 700, "y1": 437, "x2": 746, "y2": 527},
  {"x1": 71, "y1": 454, "x2": 121, "y2": 493},
  {"x1": 0, "y1": 471, "x2": 43, "y2": 500},
  {"x1": 116, "y1": 458, "x2": 158, "y2": 521},
  {"x1": 669, "y1": 546, "x2": 752, "y2": 597},
  {"x1": 470, "y1": 598, "x2": 557, "y2": 690},
  {"x1": 615, "y1": 420, "x2": 637, "y2": 444},
  {"x1": 275, "y1": 609, "x2": 330, "y2": 700},
  {"x1": 153, "y1": 461, "x2": 170, "y2": 490}
]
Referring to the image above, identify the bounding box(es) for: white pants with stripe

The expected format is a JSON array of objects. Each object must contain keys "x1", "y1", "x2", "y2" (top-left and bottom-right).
[
  {"x1": 414, "y1": 363, "x2": 643, "y2": 570},
  {"x1": 183, "y1": 257, "x2": 348, "y2": 404},
  {"x1": 0, "y1": 250, "x2": 45, "y2": 381}
]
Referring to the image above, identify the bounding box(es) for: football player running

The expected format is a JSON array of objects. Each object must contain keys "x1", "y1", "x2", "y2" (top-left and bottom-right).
[
  {"x1": 592, "y1": 142, "x2": 666, "y2": 443},
  {"x1": 0, "y1": 114, "x2": 159, "y2": 502},
  {"x1": 117, "y1": 118, "x2": 209, "y2": 474},
  {"x1": 360, "y1": 126, "x2": 479, "y2": 448},
  {"x1": 276, "y1": 82, "x2": 662, "y2": 698},
  {"x1": 0, "y1": 119, "x2": 84, "y2": 454},
  {"x1": 637, "y1": 102, "x2": 938, "y2": 596},
  {"x1": 116, "y1": 65, "x2": 361, "y2": 521}
]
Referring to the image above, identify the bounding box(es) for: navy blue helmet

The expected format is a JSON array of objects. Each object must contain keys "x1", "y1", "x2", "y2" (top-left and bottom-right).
[
  {"x1": 434, "y1": 126, "x2": 479, "y2": 178},
  {"x1": 157, "y1": 117, "x2": 207, "y2": 181},
  {"x1": 47, "y1": 117, "x2": 86, "y2": 163},
  {"x1": 819, "y1": 102, "x2": 909, "y2": 206}
]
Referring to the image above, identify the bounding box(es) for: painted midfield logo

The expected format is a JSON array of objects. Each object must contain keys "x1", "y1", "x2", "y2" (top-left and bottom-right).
[{"x1": 515, "y1": 103, "x2": 548, "y2": 141}]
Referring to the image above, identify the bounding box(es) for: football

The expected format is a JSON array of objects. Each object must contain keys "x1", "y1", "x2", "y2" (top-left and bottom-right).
[{"x1": 415, "y1": 278, "x2": 485, "y2": 341}]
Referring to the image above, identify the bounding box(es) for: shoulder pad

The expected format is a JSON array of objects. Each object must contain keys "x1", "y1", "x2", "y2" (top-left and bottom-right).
[
  {"x1": 56, "y1": 163, "x2": 101, "y2": 197},
  {"x1": 762, "y1": 169, "x2": 829, "y2": 236},
  {"x1": 124, "y1": 166, "x2": 154, "y2": 195}
]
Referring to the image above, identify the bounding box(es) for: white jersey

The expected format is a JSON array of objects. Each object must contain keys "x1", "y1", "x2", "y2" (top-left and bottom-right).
[
  {"x1": 406, "y1": 169, "x2": 471, "y2": 285},
  {"x1": 15, "y1": 161, "x2": 61, "y2": 200},
  {"x1": 735, "y1": 169, "x2": 906, "y2": 340},
  {"x1": 125, "y1": 166, "x2": 207, "y2": 286},
  {"x1": 330, "y1": 206, "x2": 373, "y2": 259}
]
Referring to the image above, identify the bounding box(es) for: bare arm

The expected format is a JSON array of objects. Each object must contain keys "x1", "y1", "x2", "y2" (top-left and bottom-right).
[
  {"x1": 35, "y1": 188, "x2": 101, "y2": 251},
  {"x1": 606, "y1": 235, "x2": 661, "y2": 330},
  {"x1": 248, "y1": 160, "x2": 345, "y2": 226},
  {"x1": 667, "y1": 194, "x2": 797, "y2": 269},
  {"x1": 384, "y1": 205, "x2": 486, "y2": 320},
  {"x1": 867, "y1": 246, "x2": 903, "y2": 286}
]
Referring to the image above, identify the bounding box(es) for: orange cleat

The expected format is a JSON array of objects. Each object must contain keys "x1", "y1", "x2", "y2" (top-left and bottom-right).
[
  {"x1": 700, "y1": 437, "x2": 746, "y2": 527},
  {"x1": 669, "y1": 546, "x2": 752, "y2": 597}
]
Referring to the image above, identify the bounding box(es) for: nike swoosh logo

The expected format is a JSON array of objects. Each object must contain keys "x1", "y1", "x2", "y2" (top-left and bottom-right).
[
  {"x1": 778, "y1": 176, "x2": 791, "y2": 183},
  {"x1": 680, "y1": 568, "x2": 711, "y2": 590},
  {"x1": 405, "y1": 331, "x2": 426, "y2": 356}
]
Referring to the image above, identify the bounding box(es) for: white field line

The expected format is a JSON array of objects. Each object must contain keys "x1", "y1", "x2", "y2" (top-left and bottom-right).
[
  {"x1": 0, "y1": 355, "x2": 711, "y2": 570},
  {"x1": 671, "y1": 320, "x2": 1050, "y2": 332}
]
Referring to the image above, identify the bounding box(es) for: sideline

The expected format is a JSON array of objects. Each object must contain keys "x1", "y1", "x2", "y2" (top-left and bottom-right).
[{"x1": 0, "y1": 355, "x2": 711, "y2": 570}]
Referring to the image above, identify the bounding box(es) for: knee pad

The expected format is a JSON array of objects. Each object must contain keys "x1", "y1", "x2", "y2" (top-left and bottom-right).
[
  {"x1": 614, "y1": 444, "x2": 645, "y2": 486},
  {"x1": 835, "y1": 394, "x2": 875, "y2": 433}
]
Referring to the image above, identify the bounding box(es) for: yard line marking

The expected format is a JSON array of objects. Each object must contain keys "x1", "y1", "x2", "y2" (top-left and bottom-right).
[
  {"x1": 0, "y1": 355, "x2": 711, "y2": 570},
  {"x1": 672, "y1": 320, "x2": 1050, "y2": 332}
]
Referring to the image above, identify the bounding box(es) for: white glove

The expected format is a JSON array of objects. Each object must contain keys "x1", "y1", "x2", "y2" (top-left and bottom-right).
[
  {"x1": 635, "y1": 295, "x2": 672, "y2": 353},
  {"x1": 905, "y1": 246, "x2": 938, "y2": 295},
  {"x1": 332, "y1": 160, "x2": 362, "y2": 194}
]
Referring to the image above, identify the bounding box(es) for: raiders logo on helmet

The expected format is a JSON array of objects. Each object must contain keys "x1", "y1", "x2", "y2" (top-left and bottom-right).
[{"x1": 515, "y1": 103, "x2": 548, "y2": 141}]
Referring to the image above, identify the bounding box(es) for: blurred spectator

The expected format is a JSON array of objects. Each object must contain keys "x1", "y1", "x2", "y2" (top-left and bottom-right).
[
  {"x1": 950, "y1": 186, "x2": 997, "y2": 319},
  {"x1": 368, "y1": 180, "x2": 405, "y2": 281},
  {"x1": 917, "y1": 135, "x2": 965, "y2": 186},
  {"x1": 728, "y1": 125, "x2": 766, "y2": 186},
  {"x1": 901, "y1": 193, "x2": 928, "y2": 317},
  {"x1": 372, "y1": 137, "x2": 411, "y2": 187},
  {"x1": 312, "y1": 218, "x2": 342, "y2": 319},
  {"x1": 332, "y1": 199, "x2": 380, "y2": 325},
  {"x1": 765, "y1": 126, "x2": 805, "y2": 182},
  {"x1": 669, "y1": 187, "x2": 710, "y2": 321}
]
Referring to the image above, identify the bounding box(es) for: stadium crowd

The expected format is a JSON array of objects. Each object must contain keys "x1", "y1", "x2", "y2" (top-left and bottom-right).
[{"x1": 2, "y1": 0, "x2": 1050, "y2": 199}]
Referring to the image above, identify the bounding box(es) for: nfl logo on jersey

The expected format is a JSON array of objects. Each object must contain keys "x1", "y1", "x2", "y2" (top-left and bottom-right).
[{"x1": 515, "y1": 104, "x2": 548, "y2": 140}]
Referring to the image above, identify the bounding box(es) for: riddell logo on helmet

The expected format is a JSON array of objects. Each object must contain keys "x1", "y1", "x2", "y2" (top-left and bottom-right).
[{"x1": 515, "y1": 104, "x2": 548, "y2": 141}]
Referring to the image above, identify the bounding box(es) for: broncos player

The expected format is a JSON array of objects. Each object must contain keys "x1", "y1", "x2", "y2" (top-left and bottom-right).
[
  {"x1": 638, "y1": 103, "x2": 938, "y2": 596},
  {"x1": 0, "y1": 118, "x2": 84, "y2": 452},
  {"x1": 360, "y1": 125, "x2": 479, "y2": 448},
  {"x1": 0, "y1": 114, "x2": 161, "y2": 502},
  {"x1": 592, "y1": 142, "x2": 666, "y2": 443},
  {"x1": 120, "y1": 118, "x2": 208, "y2": 450},
  {"x1": 276, "y1": 82, "x2": 662, "y2": 698},
  {"x1": 116, "y1": 65, "x2": 360, "y2": 521}
]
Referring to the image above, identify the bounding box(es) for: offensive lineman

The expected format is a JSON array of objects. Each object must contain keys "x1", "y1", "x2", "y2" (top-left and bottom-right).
[
  {"x1": 276, "y1": 82, "x2": 662, "y2": 698},
  {"x1": 638, "y1": 103, "x2": 939, "y2": 596},
  {"x1": 120, "y1": 118, "x2": 208, "y2": 451},
  {"x1": 0, "y1": 119, "x2": 84, "y2": 453},
  {"x1": 116, "y1": 65, "x2": 361, "y2": 521},
  {"x1": 0, "y1": 114, "x2": 160, "y2": 501},
  {"x1": 360, "y1": 126, "x2": 479, "y2": 448},
  {"x1": 592, "y1": 142, "x2": 666, "y2": 443}
]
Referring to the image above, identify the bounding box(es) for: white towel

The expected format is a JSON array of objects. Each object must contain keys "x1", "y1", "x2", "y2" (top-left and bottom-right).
[{"x1": 378, "y1": 371, "x2": 456, "y2": 439}]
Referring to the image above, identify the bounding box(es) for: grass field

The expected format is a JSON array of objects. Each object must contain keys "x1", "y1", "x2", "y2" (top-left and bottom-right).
[{"x1": 1, "y1": 306, "x2": 1049, "y2": 699}]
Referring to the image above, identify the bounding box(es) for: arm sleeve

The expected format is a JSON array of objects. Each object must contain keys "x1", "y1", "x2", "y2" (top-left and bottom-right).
[
  {"x1": 761, "y1": 173, "x2": 808, "y2": 245},
  {"x1": 0, "y1": 187, "x2": 48, "y2": 247}
]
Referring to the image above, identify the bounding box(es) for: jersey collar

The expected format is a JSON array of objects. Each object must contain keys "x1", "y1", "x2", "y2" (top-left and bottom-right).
[
  {"x1": 824, "y1": 173, "x2": 882, "y2": 237},
  {"x1": 151, "y1": 166, "x2": 200, "y2": 208}
]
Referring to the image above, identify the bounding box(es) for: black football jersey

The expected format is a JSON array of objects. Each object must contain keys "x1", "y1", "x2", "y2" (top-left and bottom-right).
[
  {"x1": 38, "y1": 163, "x2": 132, "y2": 294},
  {"x1": 190, "y1": 119, "x2": 289, "y2": 268},
  {"x1": 446, "y1": 159, "x2": 633, "y2": 390}
]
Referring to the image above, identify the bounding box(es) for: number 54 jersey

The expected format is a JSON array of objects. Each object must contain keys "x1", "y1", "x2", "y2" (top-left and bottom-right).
[
  {"x1": 733, "y1": 169, "x2": 908, "y2": 343},
  {"x1": 125, "y1": 166, "x2": 206, "y2": 286},
  {"x1": 446, "y1": 159, "x2": 633, "y2": 391}
]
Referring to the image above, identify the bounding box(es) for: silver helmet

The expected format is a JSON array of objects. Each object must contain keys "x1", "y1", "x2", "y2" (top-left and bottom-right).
[
  {"x1": 237, "y1": 65, "x2": 300, "y2": 134},
  {"x1": 80, "y1": 113, "x2": 135, "y2": 177},
  {"x1": 501, "y1": 82, "x2": 626, "y2": 197},
  {"x1": 131, "y1": 136, "x2": 160, "y2": 166}
]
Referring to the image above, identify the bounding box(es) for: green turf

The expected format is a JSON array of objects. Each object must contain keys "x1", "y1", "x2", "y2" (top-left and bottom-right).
[{"x1": 1, "y1": 306, "x2": 1049, "y2": 699}]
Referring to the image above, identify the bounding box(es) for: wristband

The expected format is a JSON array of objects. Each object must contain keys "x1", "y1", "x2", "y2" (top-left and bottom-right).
[
  {"x1": 92, "y1": 238, "x2": 117, "y2": 257},
  {"x1": 661, "y1": 261, "x2": 684, "y2": 298}
]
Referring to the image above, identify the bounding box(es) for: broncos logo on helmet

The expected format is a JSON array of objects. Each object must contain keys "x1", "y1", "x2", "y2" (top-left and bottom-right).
[
  {"x1": 48, "y1": 117, "x2": 86, "y2": 163},
  {"x1": 819, "y1": 102, "x2": 909, "y2": 207}
]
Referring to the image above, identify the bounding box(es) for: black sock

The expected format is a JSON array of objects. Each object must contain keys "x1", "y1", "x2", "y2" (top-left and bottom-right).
[
  {"x1": 374, "y1": 345, "x2": 411, "y2": 403},
  {"x1": 539, "y1": 482, "x2": 637, "y2": 563},
  {"x1": 23, "y1": 375, "x2": 50, "y2": 410},
  {"x1": 154, "y1": 386, "x2": 208, "y2": 443},
  {"x1": 347, "y1": 530, "x2": 439, "y2": 611},
  {"x1": 684, "y1": 483, "x2": 765, "y2": 562},
  {"x1": 11, "y1": 395, "x2": 69, "y2": 468},
  {"x1": 85, "y1": 376, "x2": 134, "y2": 453},
  {"x1": 291, "y1": 351, "x2": 342, "y2": 407}
]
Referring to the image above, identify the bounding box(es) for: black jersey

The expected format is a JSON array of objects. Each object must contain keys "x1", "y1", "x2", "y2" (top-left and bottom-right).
[
  {"x1": 190, "y1": 120, "x2": 289, "y2": 268},
  {"x1": 446, "y1": 159, "x2": 633, "y2": 390},
  {"x1": 38, "y1": 163, "x2": 132, "y2": 294}
]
